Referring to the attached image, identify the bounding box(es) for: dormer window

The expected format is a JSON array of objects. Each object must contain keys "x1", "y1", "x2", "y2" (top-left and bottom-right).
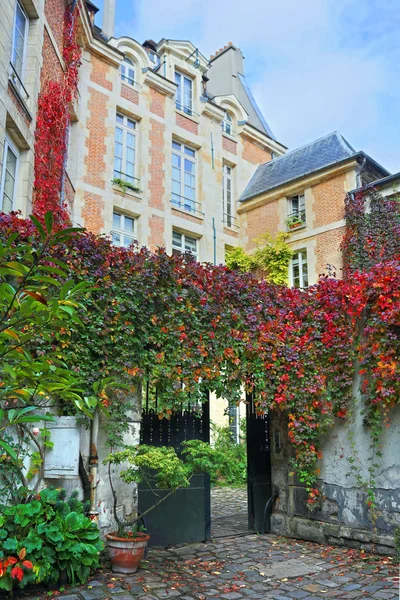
[
  {"x1": 120, "y1": 57, "x2": 135, "y2": 85},
  {"x1": 175, "y1": 70, "x2": 193, "y2": 116},
  {"x1": 222, "y1": 112, "x2": 233, "y2": 135},
  {"x1": 149, "y1": 51, "x2": 160, "y2": 68}
]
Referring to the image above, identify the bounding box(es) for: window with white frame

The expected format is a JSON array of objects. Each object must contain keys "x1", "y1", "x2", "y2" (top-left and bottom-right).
[
  {"x1": 171, "y1": 141, "x2": 196, "y2": 213},
  {"x1": 291, "y1": 249, "x2": 308, "y2": 289},
  {"x1": 112, "y1": 211, "x2": 136, "y2": 247},
  {"x1": 223, "y1": 164, "x2": 233, "y2": 227},
  {"x1": 120, "y1": 57, "x2": 135, "y2": 85},
  {"x1": 172, "y1": 230, "x2": 198, "y2": 261},
  {"x1": 287, "y1": 193, "x2": 306, "y2": 228},
  {"x1": 175, "y1": 70, "x2": 193, "y2": 115},
  {"x1": 222, "y1": 111, "x2": 233, "y2": 135},
  {"x1": 114, "y1": 113, "x2": 138, "y2": 188},
  {"x1": 149, "y1": 51, "x2": 160, "y2": 68},
  {"x1": 0, "y1": 137, "x2": 19, "y2": 213},
  {"x1": 10, "y1": 1, "x2": 29, "y2": 88}
]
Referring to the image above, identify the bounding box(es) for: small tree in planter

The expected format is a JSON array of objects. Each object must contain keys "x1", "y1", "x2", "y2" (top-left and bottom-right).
[{"x1": 104, "y1": 441, "x2": 216, "y2": 573}]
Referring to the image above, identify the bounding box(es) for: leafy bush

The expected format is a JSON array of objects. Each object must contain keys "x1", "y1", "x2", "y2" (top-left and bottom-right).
[
  {"x1": 0, "y1": 488, "x2": 103, "y2": 591},
  {"x1": 210, "y1": 421, "x2": 247, "y2": 487},
  {"x1": 225, "y1": 232, "x2": 292, "y2": 285},
  {"x1": 105, "y1": 441, "x2": 218, "y2": 537}
]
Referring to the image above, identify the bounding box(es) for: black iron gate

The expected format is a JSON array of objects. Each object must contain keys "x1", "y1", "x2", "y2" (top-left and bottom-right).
[
  {"x1": 139, "y1": 389, "x2": 211, "y2": 546},
  {"x1": 246, "y1": 393, "x2": 272, "y2": 533}
]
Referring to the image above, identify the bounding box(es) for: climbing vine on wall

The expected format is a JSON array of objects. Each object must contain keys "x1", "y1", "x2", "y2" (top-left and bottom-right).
[
  {"x1": 33, "y1": 4, "x2": 81, "y2": 228},
  {"x1": 225, "y1": 232, "x2": 293, "y2": 285},
  {"x1": 1, "y1": 197, "x2": 399, "y2": 504}
]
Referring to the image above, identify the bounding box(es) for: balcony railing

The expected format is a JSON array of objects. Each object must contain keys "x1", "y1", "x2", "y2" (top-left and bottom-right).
[
  {"x1": 223, "y1": 213, "x2": 240, "y2": 230},
  {"x1": 112, "y1": 171, "x2": 141, "y2": 193},
  {"x1": 221, "y1": 123, "x2": 237, "y2": 138},
  {"x1": 9, "y1": 62, "x2": 29, "y2": 101},
  {"x1": 286, "y1": 208, "x2": 306, "y2": 231},
  {"x1": 170, "y1": 195, "x2": 204, "y2": 217},
  {"x1": 175, "y1": 102, "x2": 199, "y2": 118},
  {"x1": 120, "y1": 74, "x2": 142, "y2": 90}
]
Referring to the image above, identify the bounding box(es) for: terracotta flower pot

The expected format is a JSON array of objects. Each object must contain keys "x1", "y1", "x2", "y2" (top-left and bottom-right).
[{"x1": 106, "y1": 531, "x2": 150, "y2": 574}]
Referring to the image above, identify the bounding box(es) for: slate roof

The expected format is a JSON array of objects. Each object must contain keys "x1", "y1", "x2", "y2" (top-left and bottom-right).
[
  {"x1": 240, "y1": 131, "x2": 374, "y2": 202},
  {"x1": 237, "y1": 74, "x2": 277, "y2": 141}
]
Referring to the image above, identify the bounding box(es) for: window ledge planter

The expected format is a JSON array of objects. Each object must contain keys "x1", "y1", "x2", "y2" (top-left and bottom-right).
[
  {"x1": 286, "y1": 218, "x2": 306, "y2": 231},
  {"x1": 112, "y1": 178, "x2": 142, "y2": 197}
]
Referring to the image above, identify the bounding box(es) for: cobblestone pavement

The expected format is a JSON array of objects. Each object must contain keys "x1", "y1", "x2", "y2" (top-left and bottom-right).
[
  {"x1": 20, "y1": 533, "x2": 399, "y2": 600},
  {"x1": 211, "y1": 487, "x2": 249, "y2": 538}
]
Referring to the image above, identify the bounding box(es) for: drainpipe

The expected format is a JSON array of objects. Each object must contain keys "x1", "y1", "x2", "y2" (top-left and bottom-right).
[
  {"x1": 212, "y1": 217, "x2": 217, "y2": 266},
  {"x1": 88, "y1": 410, "x2": 99, "y2": 522}
]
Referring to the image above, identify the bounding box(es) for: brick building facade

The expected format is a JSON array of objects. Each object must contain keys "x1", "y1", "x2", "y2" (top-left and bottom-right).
[
  {"x1": 70, "y1": 29, "x2": 285, "y2": 265},
  {"x1": 0, "y1": 0, "x2": 391, "y2": 281},
  {"x1": 239, "y1": 132, "x2": 389, "y2": 283}
]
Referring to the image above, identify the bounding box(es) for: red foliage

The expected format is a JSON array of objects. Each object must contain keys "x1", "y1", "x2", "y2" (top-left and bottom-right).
[
  {"x1": 33, "y1": 5, "x2": 81, "y2": 229},
  {"x1": 1, "y1": 213, "x2": 399, "y2": 499}
]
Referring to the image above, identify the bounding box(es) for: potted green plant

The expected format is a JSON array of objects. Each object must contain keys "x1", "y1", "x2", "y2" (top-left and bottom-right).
[
  {"x1": 286, "y1": 214, "x2": 304, "y2": 230},
  {"x1": 104, "y1": 441, "x2": 215, "y2": 574}
]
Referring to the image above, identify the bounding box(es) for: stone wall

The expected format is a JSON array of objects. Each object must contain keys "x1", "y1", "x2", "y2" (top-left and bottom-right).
[
  {"x1": 42, "y1": 393, "x2": 142, "y2": 537},
  {"x1": 269, "y1": 376, "x2": 400, "y2": 555}
]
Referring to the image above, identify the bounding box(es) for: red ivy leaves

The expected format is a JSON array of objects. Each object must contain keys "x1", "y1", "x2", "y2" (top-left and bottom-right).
[
  {"x1": 33, "y1": 5, "x2": 81, "y2": 229},
  {"x1": 0, "y1": 216, "x2": 399, "y2": 500}
]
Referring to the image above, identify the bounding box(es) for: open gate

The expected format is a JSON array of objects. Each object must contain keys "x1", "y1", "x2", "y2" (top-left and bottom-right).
[
  {"x1": 246, "y1": 392, "x2": 272, "y2": 533},
  {"x1": 139, "y1": 388, "x2": 272, "y2": 545},
  {"x1": 139, "y1": 388, "x2": 211, "y2": 546}
]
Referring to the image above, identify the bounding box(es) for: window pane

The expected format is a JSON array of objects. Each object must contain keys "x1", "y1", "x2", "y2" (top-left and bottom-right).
[
  {"x1": 2, "y1": 146, "x2": 17, "y2": 212},
  {"x1": 172, "y1": 153, "x2": 181, "y2": 167},
  {"x1": 112, "y1": 232, "x2": 121, "y2": 245},
  {"x1": 126, "y1": 130, "x2": 134, "y2": 148},
  {"x1": 172, "y1": 231, "x2": 182, "y2": 247},
  {"x1": 115, "y1": 127, "x2": 123, "y2": 143},
  {"x1": 123, "y1": 235, "x2": 134, "y2": 247},
  {"x1": 183, "y1": 78, "x2": 192, "y2": 110},
  {"x1": 116, "y1": 113, "x2": 124, "y2": 124},
  {"x1": 172, "y1": 141, "x2": 181, "y2": 151},
  {"x1": 127, "y1": 119, "x2": 136, "y2": 130},
  {"x1": 184, "y1": 158, "x2": 195, "y2": 173},
  {"x1": 114, "y1": 158, "x2": 122, "y2": 177},
  {"x1": 124, "y1": 216, "x2": 134, "y2": 233},
  {"x1": 113, "y1": 212, "x2": 121, "y2": 228},
  {"x1": 172, "y1": 179, "x2": 181, "y2": 194},
  {"x1": 184, "y1": 146, "x2": 195, "y2": 157},
  {"x1": 185, "y1": 236, "x2": 197, "y2": 253}
]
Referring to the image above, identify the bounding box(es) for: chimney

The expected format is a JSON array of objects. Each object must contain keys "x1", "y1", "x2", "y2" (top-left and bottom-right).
[{"x1": 103, "y1": 0, "x2": 115, "y2": 38}]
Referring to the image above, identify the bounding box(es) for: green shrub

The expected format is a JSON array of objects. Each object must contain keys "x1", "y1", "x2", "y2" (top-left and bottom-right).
[
  {"x1": 210, "y1": 420, "x2": 247, "y2": 487},
  {"x1": 0, "y1": 488, "x2": 103, "y2": 591}
]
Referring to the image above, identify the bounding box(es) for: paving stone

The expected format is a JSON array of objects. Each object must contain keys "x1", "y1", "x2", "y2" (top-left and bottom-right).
[
  {"x1": 343, "y1": 583, "x2": 362, "y2": 590},
  {"x1": 80, "y1": 589, "x2": 107, "y2": 600},
  {"x1": 154, "y1": 590, "x2": 181, "y2": 598},
  {"x1": 16, "y1": 488, "x2": 398, "y2": 600}
]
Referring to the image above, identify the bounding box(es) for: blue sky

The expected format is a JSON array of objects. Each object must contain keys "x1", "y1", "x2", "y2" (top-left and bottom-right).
[{"x1": 95, "y1": 0, "x2": 400, "y2": 173}]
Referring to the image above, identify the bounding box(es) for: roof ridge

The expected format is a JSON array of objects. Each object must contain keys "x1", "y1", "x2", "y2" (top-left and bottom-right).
[
  {"x1": 335, "y1": 131, "x2": 357, "y2": 155},
  {"x1": 259, "y1": 131, "x2": 353, "y2": 169}
]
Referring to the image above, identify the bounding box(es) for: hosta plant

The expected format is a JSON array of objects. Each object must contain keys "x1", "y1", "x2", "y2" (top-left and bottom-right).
[{"x1": 0, "y1": 488, "x2": 103, "y2": 591}]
